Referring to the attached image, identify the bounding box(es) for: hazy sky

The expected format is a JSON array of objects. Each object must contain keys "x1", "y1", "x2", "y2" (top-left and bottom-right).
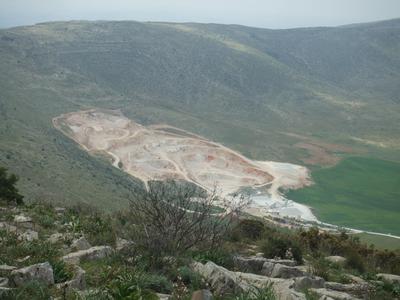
[{"x1": 0, "y1": 0, "x2": 399, "y2": 29}]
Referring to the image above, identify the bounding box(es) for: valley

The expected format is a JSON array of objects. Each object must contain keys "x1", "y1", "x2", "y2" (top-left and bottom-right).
[{"x1": 0, "y1": 19, "x2": 399, "y2": 247}]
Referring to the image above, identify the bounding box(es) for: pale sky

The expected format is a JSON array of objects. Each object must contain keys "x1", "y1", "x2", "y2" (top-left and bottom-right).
[{"x1": 0, "y1": 0, "x2": 399, "y2": 29}]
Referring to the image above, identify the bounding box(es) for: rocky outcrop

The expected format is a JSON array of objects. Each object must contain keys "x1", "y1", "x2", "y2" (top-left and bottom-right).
[
  {"x1": 325, "y1": 282, "x2": 368, "y2": 293},
  {"x1": 10, "y1": 262, "x2": 54, "y2": 287},
  {"x1": 18, "y1": 229, "x2": 38, "y2": 242},
  {"x1": 376, "y1": 273, "x2": 400, "y2": 284},
  {"x1": 310, "y1": 288, "x2": 361, "y2": 300},
  {"x1": 71, "y1": 236, "x2": 91, "y2": 251},
  {"x1": 192, "y1": 261, "x2": 306, "y2": 300},
  {"x1": 234, "y1": 256, "x2": 298, "y2": 275},
  {"x1": 271, "y1": 264, "x2": 305, "y2": 279},
  {"x1": 233, "y1": 256, "x2": 268, "y2": 273},
  {"x1": 13, "y1": 215, "x2": 32, "y2": 223},
  {"x1": 116, "y1": 237, "x2": 134, "y2": 253},
  {"x1": 0, "y1": 265, "x2": 17, "y2": 277},
  {"x1": 191, "y1": 289, "x2": 213, "y2": 300},
  {"x1": 48, "y1": 232, "x2": 65, "y2": 244},
  {"x1": 192, "y1": 261, "x2": 242, "y2": 295},
  {"x1": 262, "y1": 262, "x2": 306, "y2": 278},
  {"x1": 13, "y1": 215, "x2": 33, "y2": 229},
  {"x1": 62, "y1": 246, "x2": 114, "y2": 264},
  {"x1": 325, "y1": 256, "x2": 346, "y2": 265},
  {"x1": 294, "y1": 276, "x2": 325, "y2": 291},
  {"x1": 346, "y1": 275, "x2": 365, "y2": 284},
  {"x1": 0, "y1": 277, "x2": 9, "y2": 287},
  {"x1": 0, "y1": 222, "x2": 17, "y2": 233}
]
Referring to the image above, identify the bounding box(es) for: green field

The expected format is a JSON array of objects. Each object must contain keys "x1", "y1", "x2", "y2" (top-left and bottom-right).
[
  {"x1": 353, "y1": 233, "x2": 400, "y2": 251},
  {"x1": 287, "y1": 157, "x2": 400, "y2": 236}
]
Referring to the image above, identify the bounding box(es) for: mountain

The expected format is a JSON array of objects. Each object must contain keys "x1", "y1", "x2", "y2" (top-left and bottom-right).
[{"x1": 0, "y1": 19, "x2": 399, "y2": 207}]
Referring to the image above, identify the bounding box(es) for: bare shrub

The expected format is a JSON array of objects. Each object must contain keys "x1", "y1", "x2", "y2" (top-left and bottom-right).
[{"x1": 127, "y1": 180, "x2": 248, "y2": 256}]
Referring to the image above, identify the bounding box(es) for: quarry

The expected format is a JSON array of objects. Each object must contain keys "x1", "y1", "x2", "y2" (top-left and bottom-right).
[{"x1": 54, "y1": 109, "x2": 315, "y2": 221}]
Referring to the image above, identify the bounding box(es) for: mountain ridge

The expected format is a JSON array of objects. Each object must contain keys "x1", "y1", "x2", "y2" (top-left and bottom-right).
[{"x1": 0, "y1": 18, "x2": 399, "y2": 207}]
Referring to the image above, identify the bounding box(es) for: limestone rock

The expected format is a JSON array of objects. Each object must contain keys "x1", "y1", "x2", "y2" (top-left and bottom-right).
[
  {"x1": 48, "y1": 233, "x2": 65, "y2": 244},
  {"x1": 0, "y1": 222, "x2": 17, "y2": 233},
  {"x1": 319, "y1": 296, "x2": 335, "y2": 300},
  {"x1": 0, "y1": 277, "x2": 9, "y2": 287},
  {"x1": 376, "y1": 273, "x2": 400, "y2": 284},
  {"x1": 310, "y1": 288, "x2": 360, "y2": 300},
  {"x1": 192, "y1": 261, "x2": 306, "y2": 300},
  {"x1": 13, "y1": 215, "x2": 32, "y2": 223},
  {"x1": 261, "y1": 262, "x2": 275, "y2": 276},
  {"x1": 191, "y1": 289, "x2": 213, "y2": 300},
  {"x1": 294, "y1": 276, "x2": 325, "y2": 291},
  {"x1": 325, "y1": 282, "x2": 368, "y2": 293},
  {"x1": 13, "y1": 215, "x2": 33, "y2": 229},
  {"x1": 18, "y1": 229, "x2": 38, "y2": 242},
  {"x1": 0, "y1": 265, "x2": 17, "y2": 277},
  {"x1": 116, "y1": 237, "x2": 134, "y2": 252},
  {"x1": 325, "y1": 256, "x2": 346, "y2": 265},
  {"x1": 270, "y1": 264, "x2": 306, "y2": 279},
  {"x1": 62, "y1": 246, "x2": 114, "y2": 264},
  {"x1": 267, "y1": 259, "x2": 297, "y2": 267},
  {"x1": 157, "y1": 293, "x2": 171, "y2": 300},
  {"x1": 192, "y1": 261, "x2": 242, "y2": 295},
  {"x1": 16, "y1": 256, "x2": 30, "y2": 263},
  {"x1": 71, "y1": 236, "x2": 91, "y2": 251},
  {"x1": 345, "y1": 275, "x2": 365, "y2": 284},
  {"x1": 55, "y1": 207, "x2": 66, "y2": 214},
  {"x1": 233, "y1": 256, "x2": 268, "y2": 273},
  {"x1": 10, "y1": 262, "x2": 54, "y2": 287}
]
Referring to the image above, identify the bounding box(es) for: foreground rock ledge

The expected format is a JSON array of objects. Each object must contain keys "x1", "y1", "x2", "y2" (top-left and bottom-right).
[
  {"x1": 192, "y1": 261, "x2": 305, "y2": 300},
  {"x1": 10, "y1": 262, "x2": 54, "y2": 287},
  {"x1": 62, "y1": 246, "x2": 114, "y2": 264}
]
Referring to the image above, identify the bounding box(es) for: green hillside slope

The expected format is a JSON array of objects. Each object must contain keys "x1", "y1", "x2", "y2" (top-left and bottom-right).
[{"x1": 0, "y1": 19, "x2": 399, "y2": 208}]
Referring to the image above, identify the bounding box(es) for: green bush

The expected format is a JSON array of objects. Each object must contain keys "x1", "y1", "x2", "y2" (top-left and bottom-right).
[
  {"x1": 0, "y1": 166, "x2": 24, "y2": 205},
  {"x1": 51, "y1": 260, "x2": 74, "y2": 284},
  {"x1": 261, "y1": 236, "x2": 303, "y2": 264},
  {"x1": 176, "y1": 266, "x2": 204, "y2": 290},
  {"x1": 193, "y1": 248, "x2": 234, "y2": 269},
  {"x1": 104, "y1": 271, "x2": 167, "y2": 299},
  {"x1": 345, "y1": 250, "x2": 365, "y2": 273},
  {"x1": 143, "y1": 274, "x2": 173, "y2": 294},
  {"x1": 234, "y1": 284, "x2": 276, "y2": 300},
  {"x1": 63, "y1": 206, "x2": 115, "y2": 246},
  {"x1": 28, "y1": 201, "x2": 57, "y2": 229},
  {"x1": 0, "y1": 230, "x2": 60, "y2": 266},
  {"x1": 308, "y1": 257, "x2": 331, "y2": 280},
  {"x1": 235, "y1": 219, "x2": 265, "y2": 240}
]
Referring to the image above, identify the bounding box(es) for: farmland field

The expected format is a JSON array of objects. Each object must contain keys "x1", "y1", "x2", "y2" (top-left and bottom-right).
[{"x1": 287, "y1": 157, "x2": 400, "y2": 235}]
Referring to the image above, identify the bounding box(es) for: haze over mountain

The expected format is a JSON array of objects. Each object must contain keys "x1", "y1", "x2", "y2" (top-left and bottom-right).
[{"x1": 0, "y1": 18, "x2": 399, "y2": 209}]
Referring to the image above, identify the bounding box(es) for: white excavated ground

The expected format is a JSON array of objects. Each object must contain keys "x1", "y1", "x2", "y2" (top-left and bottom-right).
[{"x1": 53, "y1": 109, "x2": 316, "y2": 221}]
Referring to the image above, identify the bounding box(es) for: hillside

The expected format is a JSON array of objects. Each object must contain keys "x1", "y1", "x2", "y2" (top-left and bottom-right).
[{"x1": 0, "y1": 19, "x2": 399, "y2": 207}]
